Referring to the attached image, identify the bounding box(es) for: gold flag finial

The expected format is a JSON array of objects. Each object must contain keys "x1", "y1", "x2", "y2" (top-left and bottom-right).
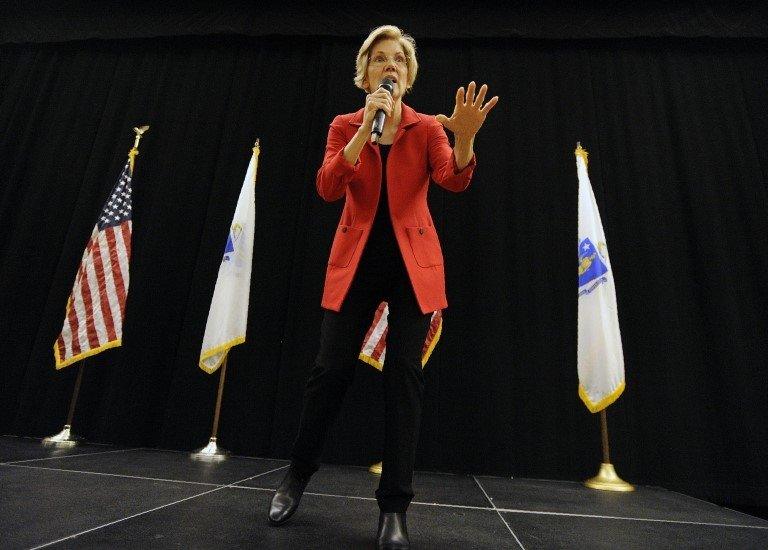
[
  {"x1": 575, "y1": 141, "x2": 589, "y2": 167},
  {"x1": 251, "y1": 138, "x2": 260, "y2": 186},
  {"x1": 128, "y1": 125, "x2": 150, "y2": 173}
]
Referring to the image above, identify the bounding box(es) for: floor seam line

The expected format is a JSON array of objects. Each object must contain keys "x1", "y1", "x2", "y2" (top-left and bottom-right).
[
  {"x1": 0, "y1": 447, "x2": 142, "y2": 465},
  {"x1": 4, "y1": 457, "x2": 766, "y2": 532},
  {"x1": 664, "y1": 488, "x2": 768, "y2": 523},
  {"x1": 1, "y1": 463, "x2": 225, "y2": 487},
  {"x1": 26, "y1": 464, "x2": 289, "y2": 549},
  {"x1": 473, "y1": 475, "x2": 527, "y2": 550},
  {"x1": 498, "y1": 507, "x2": 768, "y2": 529},
  {"x1": 0, "y1": 447, "x2": 768, "y2": 536}
]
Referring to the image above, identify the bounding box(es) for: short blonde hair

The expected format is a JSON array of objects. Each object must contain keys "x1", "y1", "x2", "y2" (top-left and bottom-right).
[{"x1": 354, "y1": 25, "x2": 418, "y2": 93}]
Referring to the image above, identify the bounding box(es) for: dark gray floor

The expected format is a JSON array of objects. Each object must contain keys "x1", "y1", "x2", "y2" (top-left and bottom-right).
[{"x1": 2, "y1": 435, "x2": 767, "y2": 549}]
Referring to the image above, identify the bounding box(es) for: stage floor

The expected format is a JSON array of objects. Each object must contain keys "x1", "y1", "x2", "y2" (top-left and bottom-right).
[{"x1": 1, "y1": 435, "x2": 766, "y2": 549}]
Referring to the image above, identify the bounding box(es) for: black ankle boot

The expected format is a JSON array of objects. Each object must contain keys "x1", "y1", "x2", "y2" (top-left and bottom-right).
[
  {"x1": 268, "y1": 468, "x2": 311, "y2": 525},
  {"x1": 376, "y1": 511, "x2": 410, "y2": 549}
]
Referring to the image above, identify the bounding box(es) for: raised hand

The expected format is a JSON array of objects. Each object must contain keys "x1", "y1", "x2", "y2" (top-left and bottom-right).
[{"x1": 435, "y1": 81, "x2": 498, "y2": 140}]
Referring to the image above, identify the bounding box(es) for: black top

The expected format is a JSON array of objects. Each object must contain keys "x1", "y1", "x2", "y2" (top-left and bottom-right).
[{"x1": 366, "y1": 144, "x2": 399, "y2": 261}]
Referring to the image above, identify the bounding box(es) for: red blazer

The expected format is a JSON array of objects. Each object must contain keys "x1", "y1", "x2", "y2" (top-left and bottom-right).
[{"x1": 316, "y1": 103, "x2": 476, "y2": 314}]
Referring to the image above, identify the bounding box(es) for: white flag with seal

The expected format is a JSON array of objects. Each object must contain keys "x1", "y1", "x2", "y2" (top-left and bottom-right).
[
  {"x1": 576, "y1": 144, "x2": 625, "y2": 412},
  {"x1": 199, "y1": 149, "x2": 258, "y2": 373}
]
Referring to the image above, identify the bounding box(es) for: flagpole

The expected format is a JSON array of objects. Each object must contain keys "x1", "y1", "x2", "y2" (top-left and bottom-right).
[
  {"x1": 191, "y1": 356, "x2": 231, "y2": 461},
  {"x1": 584, "y1": 408, "x2": 634, "y2": 491},
  {"x1": 575, "y1": 142, "x2": 632, "y2": 492},
  {"x1": 47, "y1": 126, "x2": 148, "y2": 447},
  {"x1": 599, "y1": 409, "x2": 610, "y2": 463},
  {"x1": 42, "y1": 361, "x2": 86, "y2": 447},
  {"x1": 128, "y1": 125, "x2": 149, "y2": 173},
  {"x1": 192, "y1": 139, "x2": 260, "y2": 461},
  {"x1": 211, "y1": 356, "x2": 228, "y2": 440}
]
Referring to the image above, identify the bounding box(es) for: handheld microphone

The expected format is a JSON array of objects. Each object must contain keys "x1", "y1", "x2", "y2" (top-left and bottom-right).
[{"x1": 371, "y1": 77, "x2": 394, "y2": 143}]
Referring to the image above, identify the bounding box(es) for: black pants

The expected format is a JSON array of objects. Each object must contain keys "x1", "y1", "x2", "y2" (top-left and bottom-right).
[{"x1": 290, "y1": 239, "x2": 432, "y2": 513}]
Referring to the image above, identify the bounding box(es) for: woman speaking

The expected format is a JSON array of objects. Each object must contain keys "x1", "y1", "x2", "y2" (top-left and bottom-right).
[{"x1": 268, "y1": 25, "x2": 498, "y2": 549}]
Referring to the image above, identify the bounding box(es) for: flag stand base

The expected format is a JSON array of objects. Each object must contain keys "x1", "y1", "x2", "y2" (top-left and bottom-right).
[
  {"x1": 190, "y1": 437, "x2": 229, "y2": 461},
  {"x1": 369, "y1": 461, "x2": 382, "y2": 475},
  {"x1": 42, "y1": 424, "x2": 81, "y2": 447},
  {"x1": 584, "y1": 463, "x2": 634, "y2": 491}
]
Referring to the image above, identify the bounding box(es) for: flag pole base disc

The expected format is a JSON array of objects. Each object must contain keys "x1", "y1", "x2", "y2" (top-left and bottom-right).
[
  {"x1": 368, "y1": 461, "x2": 382, "y2": 475},
  {"x1": 190, "y1": 437, "x2": 229, "y2": 461},
  {"x1": 584, "y1": 463, "x2": 635, "y2": 492},
  {"x1": 42, "y1": 425, "x2": 81, "y2": 447}
]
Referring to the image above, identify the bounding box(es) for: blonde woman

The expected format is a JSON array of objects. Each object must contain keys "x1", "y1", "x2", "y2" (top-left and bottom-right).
[{"x1": 268, "y1": 25, "x2": 498, "y2": 549}]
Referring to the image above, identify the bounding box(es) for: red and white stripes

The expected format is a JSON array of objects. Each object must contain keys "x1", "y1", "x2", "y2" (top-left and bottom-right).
[
  {"x1": 55, "y1": 220, "x2": 131, "y2": 368},
  {"x1": 359, "y1": 302, "x2": 443, "y2": 371}
]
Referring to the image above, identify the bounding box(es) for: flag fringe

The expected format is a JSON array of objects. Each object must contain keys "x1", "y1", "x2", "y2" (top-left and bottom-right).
[
  {"x1": 54, "y1": 339, "x2": 122, "y2": 369},
  {"x1": 420, "y1": 317, "x2": 442, "y2": 366},
  {"x1": 579, "y1": 381, "x2": 625, "y2": 413},
  {"x1": 199, "y1": 335, "x2": 245, "y2": 373},
  {"x1": 358, "y1": 316, "x2": 442, "y2": 371},
  {"x1": 358, "y1": 353, "x2": 383, "y2": 371}
]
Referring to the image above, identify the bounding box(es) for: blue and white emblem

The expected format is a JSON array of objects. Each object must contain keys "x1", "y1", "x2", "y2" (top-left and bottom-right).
[
  {"x1": 578, "y1": 237, "x2": 609, "y2": 296},
  {"x1": 222, "y1": 223, "x2": 243, "y2": 263}
]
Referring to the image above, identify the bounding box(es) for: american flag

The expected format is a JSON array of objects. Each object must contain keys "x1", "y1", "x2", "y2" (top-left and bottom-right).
[
  {"x1": 358, "y1": 301, "x2": 443, "y2": 371},
  {"x1": 54, "y1": 160, "x2": 133, "y2": 369}
]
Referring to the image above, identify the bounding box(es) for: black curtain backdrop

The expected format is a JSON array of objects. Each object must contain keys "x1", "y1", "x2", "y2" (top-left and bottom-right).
[
  {"x1": 1, "y1": 10, "x2": 767, "y2": 514},
  {"x1": 2, "y1": 2, "x2": 768, "y2": 43}
]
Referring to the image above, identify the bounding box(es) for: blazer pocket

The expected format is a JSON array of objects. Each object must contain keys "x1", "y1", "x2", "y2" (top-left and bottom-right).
[
  {"x1": 405, "y1": 226, "x2": 444, "y2": 268},
  {"x1": 328, "y1": 225, "x2": 364, "y2": 267}
]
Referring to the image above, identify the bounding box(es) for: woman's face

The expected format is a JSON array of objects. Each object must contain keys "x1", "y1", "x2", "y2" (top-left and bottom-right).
[{"x1": 364, "y1": 38, "x2": 409, "y2": 100}]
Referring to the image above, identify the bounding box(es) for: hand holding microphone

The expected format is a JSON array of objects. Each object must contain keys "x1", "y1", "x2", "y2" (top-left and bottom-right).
[
  {"x1": 365, "y1": 77, "x2": 394, "y2": 143},
  {"x1": 341, "y1": 77, "x2": 396, "y2": 166}
]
